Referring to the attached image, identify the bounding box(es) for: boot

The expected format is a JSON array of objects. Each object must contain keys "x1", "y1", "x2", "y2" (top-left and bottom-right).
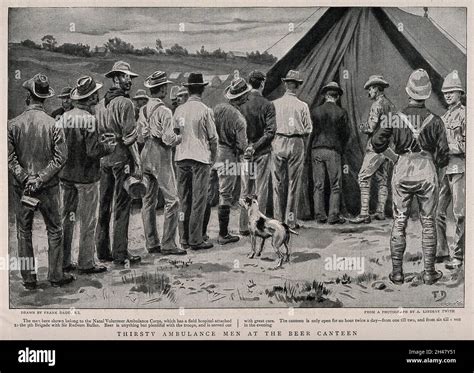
[
  {"x1": 218, "y1": 205, "x2": 239, "y2": 245},
  {"x1": 351, "y1": 183, "x2": 371, "y2": 224},
  {"x1": 390, "y1": 236, "x2": 405, "y2": 285},
  {"x1": 422, "y1": 217, "x2": 443, "y2": 285}
]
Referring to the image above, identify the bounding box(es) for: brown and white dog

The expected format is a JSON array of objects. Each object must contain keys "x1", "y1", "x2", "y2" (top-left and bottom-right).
[{"x1": 239, "y1": 195, "x2": 297, "y2": 268}]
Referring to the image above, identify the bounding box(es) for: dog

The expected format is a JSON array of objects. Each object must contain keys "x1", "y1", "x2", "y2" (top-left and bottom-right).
[{"x1": 239, "y1": 195, "x2": 298, "y2": 269}]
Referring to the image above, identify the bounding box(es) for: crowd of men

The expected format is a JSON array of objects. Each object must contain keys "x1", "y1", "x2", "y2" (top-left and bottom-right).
[{"x1": 8, "y1": 60, "x2": 465, "y2": 290}]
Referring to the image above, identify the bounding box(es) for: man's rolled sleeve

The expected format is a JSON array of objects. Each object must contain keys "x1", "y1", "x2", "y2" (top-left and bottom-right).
[{"x1": 362, "y1": 103, "x2": 382, "y2": 135}]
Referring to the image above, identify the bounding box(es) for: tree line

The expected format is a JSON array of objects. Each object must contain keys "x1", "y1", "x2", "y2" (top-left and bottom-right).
[{"x1": 19, "y1": 36, "x2": 277, "y2": 64}]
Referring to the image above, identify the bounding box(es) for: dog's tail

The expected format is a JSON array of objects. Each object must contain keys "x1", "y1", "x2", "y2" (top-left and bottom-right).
[
  {"x1": 283, "y1": 223, "x2": 299, "y2": 236},
  {"x1": 282, "y1": 224, "x2": 298, "y2": 246}
]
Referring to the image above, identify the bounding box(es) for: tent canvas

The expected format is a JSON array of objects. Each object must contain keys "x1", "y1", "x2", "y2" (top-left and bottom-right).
[{"x1": 263, "y1": 7, "x2": 466, "y2": 218}]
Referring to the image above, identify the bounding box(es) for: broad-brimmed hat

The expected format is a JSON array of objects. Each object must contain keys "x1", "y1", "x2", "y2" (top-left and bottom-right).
[
  {"x1": 364, "y1": 75, "x2": 389, "y2": 90},
  {"x1": 183, "y1": 72, "x2": 209, "y2": 87},
  {"x1": 22, "y1": 73, "x2": 55, "y2": 99},
  {"x1": 176, "y1": 86, "x2": 189, "y2": 97},
  {"x1": 132, "y1": 89, "x2": 149, "y2": 100},
  {"x1": 406, "y1": 68, "x2": 431, "y2": 100},
  {"x1": 70, "y1": 76, "x2": 103, "y2": 100},
  {"x1": 249, "y1": 70, "x2": 266, "y2": 81},
  {"x1": 57, "y1": 86, "x2": 73, "y2": 98},
  {"x1": 282, "y1": 70, "x2": 303, "y2": 83},
  {"x1": 144, "y1": 71, "x2": 172, "y2": 88},
  {"x1": 105, "y1": 61, "x2": 139, "y2": 78},
  {"x1": 224, "y1": 77, "x2": 252, "y2": 100},
  {"x1": 442, "y1": 70, "x2": 464, "y2": 93},
  {"x1": 321, "y1": 81, "x2": 344, "y2": 96}
]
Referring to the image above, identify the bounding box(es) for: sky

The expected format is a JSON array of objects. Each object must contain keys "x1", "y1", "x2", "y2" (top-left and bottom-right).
[{"x1": 9, "y1": 7, "x2": 466, "y2": 58}]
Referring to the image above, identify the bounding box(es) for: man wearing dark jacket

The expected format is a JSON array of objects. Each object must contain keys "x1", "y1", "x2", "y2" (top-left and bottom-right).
[
  {"x1": 371, "y1": 69, "x2": 449, "y2": 285},
  {"x1": 8, "y1": 73, "x2": 73, "y2": 289},
  {"x1": 238, "y1": 70, "x2": 276, "y2": 235},
  {"x1": 59, "y1": 76, "x2": 114, "y2": 274},
  {"x1": 309, "y1": 82, "x2": 351, "y2": 224}
]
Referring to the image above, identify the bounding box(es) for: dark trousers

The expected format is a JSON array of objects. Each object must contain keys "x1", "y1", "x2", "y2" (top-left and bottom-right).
[
  {"x1": 13, "y1": 185, "x2": 64, "y2": 283},
  {"x1": 176, "y1": 159, "x2": 211, "y2": 246},
  {"x1": 95, "y1": 162, "x2": 131, "y2": 261},
  {"x1": 203, "y1": 170, "x2": 219, "y2": 238},
  {"x1": 311, "y1": 147, "x2": 342, "y2": 220}
]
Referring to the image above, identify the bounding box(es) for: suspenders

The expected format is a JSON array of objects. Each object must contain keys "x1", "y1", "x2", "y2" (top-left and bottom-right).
[{"x1": 397, "y1": 112, "x2": 434, "y2": 152}]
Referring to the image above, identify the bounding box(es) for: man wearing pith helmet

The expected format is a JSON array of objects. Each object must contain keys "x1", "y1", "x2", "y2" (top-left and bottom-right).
[
  {"x1": 436, "y1": 70, "x2": 466, "y2": 270},
  {"x1": 8, "y1": 73, "x2": 73, "y2": 289},
  {"x1": 139, "y1": 71, "x2": 185, "y2": 256},
  {"x1": 371, "y1": 68, "x2": 449, "y2": 286},
  {"x1": 95, "y1": 61, "x2": 143, "y2": 266},
  {"x1": 350, "y1": 75, "x2": 396, "y2": 224},
  {"x1": 59, "y1": 76, "x2": 114, "y2": 275}
]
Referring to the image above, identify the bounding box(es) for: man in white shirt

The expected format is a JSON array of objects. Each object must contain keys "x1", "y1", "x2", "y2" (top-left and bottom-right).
[{"x1": 271, "y1": 70, "x2": 312, "y2": 229}]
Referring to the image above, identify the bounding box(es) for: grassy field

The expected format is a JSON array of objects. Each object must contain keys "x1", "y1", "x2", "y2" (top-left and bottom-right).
[
  {"x1": 8, "y1": 45, "x2": 270, "y2": 119},
  {"x1": 7, "y1": 45, "x2": 464, "y2": 309}
]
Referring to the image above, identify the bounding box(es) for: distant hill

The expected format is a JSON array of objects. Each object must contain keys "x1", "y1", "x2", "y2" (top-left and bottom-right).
[{"x1": 8, "y1": 45, "x2": 273, "y2": 119}]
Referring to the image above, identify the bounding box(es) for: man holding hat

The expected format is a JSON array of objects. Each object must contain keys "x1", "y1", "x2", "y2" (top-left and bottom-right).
[
  {"x1": 371, "y1": 68, "x2": 449, "y2": 285},
  {"x1": 173, "y1": 72, "x2": 218, "y2": 250},
  {"x1": 59, "y1": 76, "x2": 114, "y2": 274},
  {"x1": 309, "y1": 81, "x2": 351, "y2": 224},
  {"x1": 436, "y1": 70, "x2": 466, "y2": 270},
  {"x1": 95, "y1": 61, "x2": 143, "y2": 265},
  {"x1": 139, "y1": 71, "x2": 185, "y2": 256},
  {"x1": 350, "y1": 75, "x2": 396, "y2": 224},
  {"x1": 238, "y1": 70, "x2": 276, "y2": 235},
  {"x1": 8, "y1": 73, "x2": 73, "y2": 289},
  {"x1": 210, "y1": 77, "x2": 249, "y2": 244},
  {"x1": 271, "y1": 70, "x2": 312, "y2": 229},
  {"x1": 51, "y1": 86, "x2": 74, "y2": 120}
]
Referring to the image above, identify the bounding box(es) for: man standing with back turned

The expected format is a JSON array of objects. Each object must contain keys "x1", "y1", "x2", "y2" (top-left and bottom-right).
[
  {"x1": 8, "y1": 73, "x2": 73, "y2": 289},
  {"x1": 371, "y1": 69, "x2": 449, "y2": 285},
  {"x1": 173, "y1": 73, "x2": 218, "y2": 251},
  {"x1": 239, "y1": 70, "x2": 276, "y2": 235},
  {"x1": 271, "y1": 70, "x2": 312, "y2": 229},
  {"x1": 309, "y1": 82, "x2": 351, "y2": 225}
]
